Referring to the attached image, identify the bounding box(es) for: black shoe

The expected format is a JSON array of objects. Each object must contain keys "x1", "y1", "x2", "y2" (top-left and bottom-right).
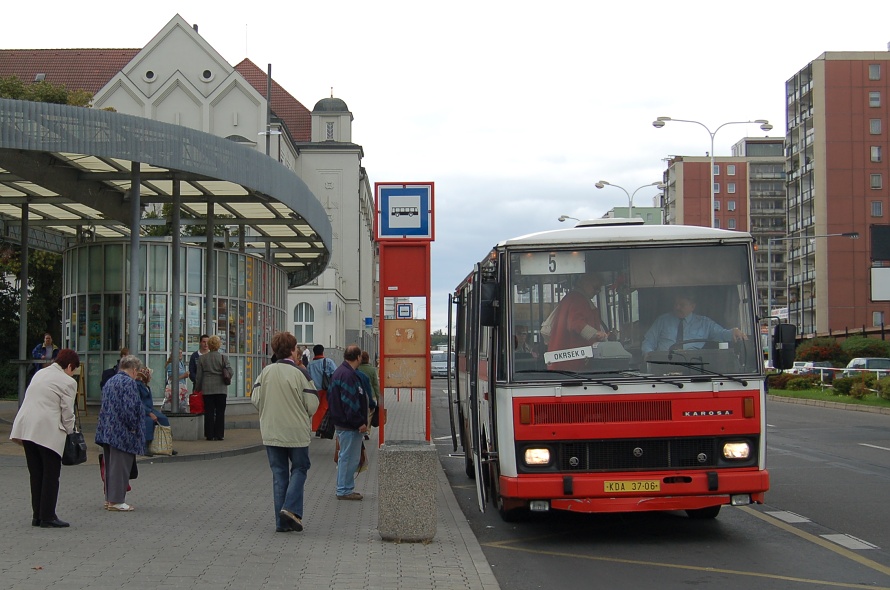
[
  {"x1": 31, "y1": 518, "x2": 40, "y2": 527},
  {"x1": 275, "y1": 526, "x2": 293, "y2": 533},
  {"x1": 279, "y1": 509, "x2": 303, "y2": 532},
  {"x1": 171, "y1": 450, "x2": 178, "y2": 456},
  {"x1": 39, "y1": 518, "x2": 70, "y2": 528}
]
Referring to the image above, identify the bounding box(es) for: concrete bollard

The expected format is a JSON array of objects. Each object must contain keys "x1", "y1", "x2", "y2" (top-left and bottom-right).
[
  {"x1": 166, "y1": 413, "x2": 202, "y2": 441},
  {"x1": 377, "y1": 440, "x2": 437, "y2": 542}
]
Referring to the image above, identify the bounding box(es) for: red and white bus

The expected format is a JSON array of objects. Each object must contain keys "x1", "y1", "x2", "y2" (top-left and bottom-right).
[{"x1": 447, "y1": 219, "x2": 794, "y2": 521}]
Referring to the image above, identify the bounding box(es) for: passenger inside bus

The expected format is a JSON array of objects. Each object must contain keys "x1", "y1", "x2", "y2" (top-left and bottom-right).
[{"x1": 544, "y1": 273, "x2": 610, "y2": 371}]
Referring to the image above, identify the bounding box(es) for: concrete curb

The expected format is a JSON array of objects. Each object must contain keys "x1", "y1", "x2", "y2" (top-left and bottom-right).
[{"x1": 768, "y1": 394, "x2": 890, "y2": 415}]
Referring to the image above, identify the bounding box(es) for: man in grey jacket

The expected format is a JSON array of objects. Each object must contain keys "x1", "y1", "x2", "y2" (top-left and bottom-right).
[{"x1": 251, "y1": 332, "x2": 319, "y2": 532}]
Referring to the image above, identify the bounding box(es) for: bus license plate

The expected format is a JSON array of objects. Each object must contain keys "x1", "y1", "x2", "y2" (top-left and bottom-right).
[{"x1": 604, "y1": 480, "x2": 661, "y2": 493}]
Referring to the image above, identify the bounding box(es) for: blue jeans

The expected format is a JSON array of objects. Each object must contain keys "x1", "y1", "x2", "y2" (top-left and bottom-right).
[
  {"x1": 335, "y1": 429, "x2": 363, "y2": 496},
  {"x1": 265, "y1": 446, "x2": 311, "y2": 528}
]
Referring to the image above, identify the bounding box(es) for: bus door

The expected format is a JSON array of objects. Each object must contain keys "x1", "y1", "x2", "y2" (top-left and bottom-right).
[
  {"x1": 470, "y1": 264, "x2": 491, "y2": 510},
  {"x1": 446, "y1": 293, "x2": 457, "y2": 452}
]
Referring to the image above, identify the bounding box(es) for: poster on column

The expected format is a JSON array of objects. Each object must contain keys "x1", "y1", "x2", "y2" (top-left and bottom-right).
[{"x1": 382, "y1": 319, "x2": 427, "y2": 388}]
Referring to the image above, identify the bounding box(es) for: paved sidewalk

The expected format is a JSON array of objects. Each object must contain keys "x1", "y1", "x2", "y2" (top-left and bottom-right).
[{"x1": 0, "y1": 394, "x2": 500, "y2": 590}]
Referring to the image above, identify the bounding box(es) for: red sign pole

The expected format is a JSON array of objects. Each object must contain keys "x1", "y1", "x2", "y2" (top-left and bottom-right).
[{"x1": 374, "y1": 182, "x2": 435, "y2": 445}]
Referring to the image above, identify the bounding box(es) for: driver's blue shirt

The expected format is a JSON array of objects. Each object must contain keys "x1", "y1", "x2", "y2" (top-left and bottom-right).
[{"x1": 642, "y1": 313, "x2": 734, "y2": 353}]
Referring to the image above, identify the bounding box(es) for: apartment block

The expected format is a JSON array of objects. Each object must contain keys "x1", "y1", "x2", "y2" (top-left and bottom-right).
[{"x1": 786, "y1": 52, "x2": 890, "y2": 337}]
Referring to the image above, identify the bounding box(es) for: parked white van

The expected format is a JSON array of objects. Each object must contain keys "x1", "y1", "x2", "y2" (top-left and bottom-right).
[{"x1": 431, "y1": 351, "x2": 454, "y2": 378}]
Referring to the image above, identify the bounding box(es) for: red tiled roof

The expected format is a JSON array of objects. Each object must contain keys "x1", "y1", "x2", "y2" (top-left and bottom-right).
[
  {"x1": 0, "y1": 49, "x2": 139, "y2": 94},
  {"x1": 0, "y1": 51, "x2": 311, "y2": 142},
  {"x1": 235, "y1": 59, "x2": 311, "y2": 142}
]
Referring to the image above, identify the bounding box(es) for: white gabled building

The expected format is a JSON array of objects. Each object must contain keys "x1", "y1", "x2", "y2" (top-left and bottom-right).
[{"x1": 2, "y1": 13, "x2": 378, "y2": 362}]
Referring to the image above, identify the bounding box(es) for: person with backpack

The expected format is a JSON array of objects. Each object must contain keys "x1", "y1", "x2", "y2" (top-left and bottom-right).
[{"x1": 307, "y1": 345, "x2": 337, "y2": 434}]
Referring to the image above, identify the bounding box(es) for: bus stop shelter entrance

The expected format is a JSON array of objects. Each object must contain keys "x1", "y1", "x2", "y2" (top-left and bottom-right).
[{"x1": 0, "y1": 98, "x2": 332, "y2": 406}]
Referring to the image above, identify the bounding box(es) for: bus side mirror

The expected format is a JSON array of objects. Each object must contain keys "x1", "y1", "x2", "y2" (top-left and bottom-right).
[
  {"x1": 480, "y1": 281, "x2": 499, "y2": 327},
  {"x1": 772, "y1": 323, "x2": 796, "y2": 371}
]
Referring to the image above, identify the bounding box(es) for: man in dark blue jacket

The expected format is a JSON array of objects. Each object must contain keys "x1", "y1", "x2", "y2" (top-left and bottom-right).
[{"x1": 328, "y1": 344, "x2": 368, "y2": 501}]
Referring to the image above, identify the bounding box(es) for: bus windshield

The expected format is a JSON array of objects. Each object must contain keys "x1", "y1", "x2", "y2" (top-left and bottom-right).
[{"x1": 507, "y1": 242, "x2": 760, "y2": 381}]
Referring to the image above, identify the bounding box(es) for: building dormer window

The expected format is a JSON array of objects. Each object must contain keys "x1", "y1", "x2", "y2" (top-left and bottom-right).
[{"x1": 326, "y1": 122, "x2": 335, "y2": 140}]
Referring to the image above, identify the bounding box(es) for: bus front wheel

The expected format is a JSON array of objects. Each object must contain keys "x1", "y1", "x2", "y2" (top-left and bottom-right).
[{"x1": 489, "y1": 461, "x2": 529, "y2": 522}]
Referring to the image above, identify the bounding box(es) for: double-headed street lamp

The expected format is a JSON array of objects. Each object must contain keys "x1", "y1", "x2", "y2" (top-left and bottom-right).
[
  {"x1": 595, "y1": 180, "x2": 665, "y2": 219},
  {"x1": 765, "y1": 232, "x2": 859, "y2": 367},
  {"x1": 653, "y1": 117, "x2": 773, "y2": 228}
]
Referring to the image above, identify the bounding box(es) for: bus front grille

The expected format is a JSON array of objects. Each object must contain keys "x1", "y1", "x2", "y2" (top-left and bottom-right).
[{"x1": 532, "y1": 400, "x2": 672, "y2": 424}]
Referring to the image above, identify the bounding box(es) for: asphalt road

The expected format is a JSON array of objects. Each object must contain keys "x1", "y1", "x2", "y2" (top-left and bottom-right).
[{"x1": 430, "y1": 379, "x2": 890, "y2": 590}]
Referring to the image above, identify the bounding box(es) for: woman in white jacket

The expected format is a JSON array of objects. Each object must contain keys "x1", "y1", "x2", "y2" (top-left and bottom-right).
[{"x1": 10, "y1": 349, "x2": 80, "y2": 528}]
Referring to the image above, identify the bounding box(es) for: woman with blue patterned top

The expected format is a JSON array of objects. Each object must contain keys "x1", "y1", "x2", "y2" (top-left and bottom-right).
[{"x1": 95, "y1": 355, "x2": 144, "y2": 512}]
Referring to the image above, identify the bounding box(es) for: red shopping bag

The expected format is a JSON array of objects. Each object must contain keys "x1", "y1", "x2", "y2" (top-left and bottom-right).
[{"x1": 189, "y1": 391, "x2": 204, "y2": 414}]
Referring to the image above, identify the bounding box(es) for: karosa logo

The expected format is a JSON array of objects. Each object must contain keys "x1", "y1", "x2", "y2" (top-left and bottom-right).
[{"x1": 683, "y1": 410, "x2": 734, "y2": 417}]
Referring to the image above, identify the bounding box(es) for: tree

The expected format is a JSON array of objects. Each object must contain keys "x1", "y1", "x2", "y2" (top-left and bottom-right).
[
  {"x1": 430, "y1": 329, "x2": 449, "y2": 349},
  {"x1": 143, "y1": 204, "x2": 236, "y2": 237},
  {"x1": 0, "y1": 75, "x2": 92, "y2": 106}
]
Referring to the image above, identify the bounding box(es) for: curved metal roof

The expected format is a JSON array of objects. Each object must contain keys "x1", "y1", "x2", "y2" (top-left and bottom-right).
[{"x1": 0, "y1": 98, "x2": 331, "y2": 285}]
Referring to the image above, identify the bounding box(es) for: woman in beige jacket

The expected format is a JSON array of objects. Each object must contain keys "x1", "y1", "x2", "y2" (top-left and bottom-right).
[{"x1": 10, "y1": 349, "x2": 80, "y2": 528}]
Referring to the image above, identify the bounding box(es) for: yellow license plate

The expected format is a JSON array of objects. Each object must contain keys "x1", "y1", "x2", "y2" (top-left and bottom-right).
[{"x1": 604, "y1": 480, "x2": 661, "y2": 493}]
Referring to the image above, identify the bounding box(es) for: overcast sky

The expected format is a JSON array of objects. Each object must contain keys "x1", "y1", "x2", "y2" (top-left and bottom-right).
[{"x1": 5, "y1": 1, "x2": 890, "y2": 333}]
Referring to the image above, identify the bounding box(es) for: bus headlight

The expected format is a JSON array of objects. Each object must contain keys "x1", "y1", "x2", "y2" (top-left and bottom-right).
[
  {"x1": 723, "y1": 441, "x2": 751, "y2": 460},
  {"x1": 524, "y1": 448, "x2": 551, "y2": 466}
]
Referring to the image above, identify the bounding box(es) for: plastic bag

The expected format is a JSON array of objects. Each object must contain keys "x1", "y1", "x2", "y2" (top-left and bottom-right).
[
  {"x1": 149, "y1": 424, "x2": 174, "y2": 456},
  {"x1": 163, "y1": 383, "x2": 189, "y2": 412}
]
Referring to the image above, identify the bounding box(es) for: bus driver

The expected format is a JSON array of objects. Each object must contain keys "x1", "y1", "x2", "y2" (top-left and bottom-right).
[{"x1": 642, "y1": 292, "x2": 746, "y2": 356}]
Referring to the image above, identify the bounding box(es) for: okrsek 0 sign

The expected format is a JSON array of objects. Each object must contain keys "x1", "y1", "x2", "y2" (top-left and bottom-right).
[{"x1": 544, "y1": 345, "x2": 593, "y2": 365}]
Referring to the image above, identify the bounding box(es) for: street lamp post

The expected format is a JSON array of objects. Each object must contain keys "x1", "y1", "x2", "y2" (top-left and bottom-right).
[
  {"x1": 558, "y1": 215, "x2": 579, "y2": 223},
  {"x1": 766, "y1": 232, "x2": 859, "y2": 367},
  {"x1": 653, "y1": 117, "x2": 772, "y2": 228},
  {"x1": 595, "y1": 180, "x2": 665, "y2": 219}
]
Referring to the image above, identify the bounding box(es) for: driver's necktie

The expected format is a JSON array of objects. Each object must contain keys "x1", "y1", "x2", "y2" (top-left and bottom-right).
[{"x1": 677, "y1": 318, "x2": 685, "y2": 347}]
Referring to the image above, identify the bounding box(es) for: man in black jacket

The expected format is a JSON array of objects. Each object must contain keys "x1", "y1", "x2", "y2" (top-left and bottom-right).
[
  {"x1": 188, "y1": 335, "x2": 209, "y2": 391},
  {"x1": 327, "y1": 345, "x2": 368, "y2": 501},
  {"x1": 100, "y1": 347, "x2": 128, "y2": 389}
]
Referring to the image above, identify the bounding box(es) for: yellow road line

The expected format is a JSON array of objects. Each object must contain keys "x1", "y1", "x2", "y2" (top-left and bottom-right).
[
  {"x1": 481, "y1": 511, "x2": 890, "y2": 589},
  {"x1": 481, "y1": 541, "x2": 888, "y2": 589},
  {"x1": 739, "y1": 506, "x2": 890, "y2": 577}
]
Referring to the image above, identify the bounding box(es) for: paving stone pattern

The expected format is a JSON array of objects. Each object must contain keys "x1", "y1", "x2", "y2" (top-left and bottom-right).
[{"x1": 0, "y1": 392, "x2": 499, "y2": 590}]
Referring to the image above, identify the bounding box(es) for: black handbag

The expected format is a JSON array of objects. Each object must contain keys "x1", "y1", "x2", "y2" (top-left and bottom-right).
[
  {"x1": 62, "y1": 415, "x2": 87, "y2": 466},
  {"x1": 222, "y1": 355, "x2": 233, "y2": 386},
  {"x1": 316, "y1": 410, "x2": 335, "y2": 439}
]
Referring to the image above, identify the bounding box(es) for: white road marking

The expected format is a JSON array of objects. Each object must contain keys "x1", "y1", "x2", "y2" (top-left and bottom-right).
[
  {"x1": 860, "y1": 443, "x2": 890, "y2": 452},
  {"x1": 765, "y1": 510, "x2": 810, "y2": 523},
  {"x1": 821, "y1": 534, "x2": 879, "y2": 550}
]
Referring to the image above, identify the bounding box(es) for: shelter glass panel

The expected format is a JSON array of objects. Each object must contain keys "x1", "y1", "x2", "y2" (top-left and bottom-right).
[
  {"x1": 105, "y1": 244, "x2": 123, "y2": 291},
  {"x1": 151, "y1": 245, "x2": 168, "y2": 291},
  {"x1": 187, "y1": 247, "x2": 203, "y2": 293}
]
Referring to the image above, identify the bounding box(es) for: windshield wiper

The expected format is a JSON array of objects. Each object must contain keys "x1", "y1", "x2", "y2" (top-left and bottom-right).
[
  {"x1": 515, "y1": 368, "x2": 619, "y2": 390},
  {"x1": 646, "y1": 360, "x2": 748, "y2": 386}
]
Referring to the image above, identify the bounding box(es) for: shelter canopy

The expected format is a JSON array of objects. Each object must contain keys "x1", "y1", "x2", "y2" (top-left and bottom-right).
[{"x1": 0, "y1": 98, "x2": 332, "y2": 286}]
